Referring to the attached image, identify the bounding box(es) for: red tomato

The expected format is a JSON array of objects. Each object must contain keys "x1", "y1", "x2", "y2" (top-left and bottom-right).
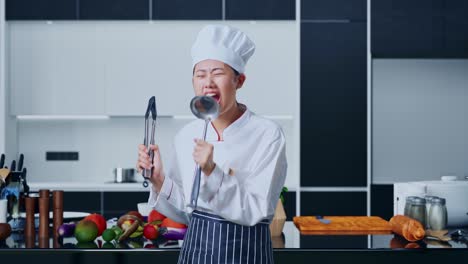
[{"x1": 143, "y1": 224, "x2": 159, "y2": 240}]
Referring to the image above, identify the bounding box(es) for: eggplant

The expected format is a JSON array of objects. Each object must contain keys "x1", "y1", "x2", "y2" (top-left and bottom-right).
[
  {"x1": 160, "y1": 227, "x2": 188, "y2": 240},
  {"x1": 58, "y1": 223, "x2": 76, "y2": 237}
]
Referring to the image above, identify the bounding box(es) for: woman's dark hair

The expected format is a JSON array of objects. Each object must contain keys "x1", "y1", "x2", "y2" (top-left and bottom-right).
[{"x1": 230, "y1": 66, "x2": 240, "y2": 76}]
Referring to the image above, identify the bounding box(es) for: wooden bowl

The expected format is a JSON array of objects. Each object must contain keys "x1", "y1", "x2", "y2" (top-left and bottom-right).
[{"x1": 0, "y1": 223, "x2": 12, "y2": 240}]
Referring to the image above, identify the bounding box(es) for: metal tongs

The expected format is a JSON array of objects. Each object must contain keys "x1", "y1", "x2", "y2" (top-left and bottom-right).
[{"x1": 142, "y1": 96, "x2": 157, "y2": 188}]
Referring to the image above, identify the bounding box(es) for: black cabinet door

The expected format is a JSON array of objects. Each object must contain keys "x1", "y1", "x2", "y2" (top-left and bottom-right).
[
  {"x1": 300, "y1": 191, "x2": 367, "y2": 216},
  {"x1": 372, "y1": 0, "x2": 444, "y2": 18},
  {"x1": 103, "y1": 192, "x2": 149, "y2": 218},
  {"x1": 371, "y1": 0, "x2": 451, "y2": 58},
  {"x1": 79, "y1": 0, "x2": 149, "y2": 20},
  {"x1": 444, "y1": 1, "x2": 468, "y2": 58},
  {"x1": 301, "y1": 0, "x2": 366, "y2": 21},
  {"x1": 372, "y1": 16, "x2": 444, "y2": 58},
  {"x1": 226, "y1": 0, "x2": 295, "y2": 20},
  {"x1": 301, "y1": 22, "x2": 367, "y2": 187},
  {"x1": 6, "y1": 0, "x2": 77, "y2": 20},
  {"x1": 63, "y1": 192, "x2": 101, "y2": 214},
  {"x1": 153, "y1": 0, "x2": 221, "y2": 20}
]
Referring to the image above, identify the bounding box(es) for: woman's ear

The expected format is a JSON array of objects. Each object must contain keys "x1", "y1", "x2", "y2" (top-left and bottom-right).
[{"x1": 236, "y1": 74, "x2": 246, "y2": 90}]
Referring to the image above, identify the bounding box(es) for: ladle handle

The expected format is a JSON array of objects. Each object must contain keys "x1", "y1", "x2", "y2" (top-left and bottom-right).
[
  {"x1": 190, "y1": 120, "x2": 210, "y2": 209},
  {"x1": 190, "y1": 165, "x2": 202, "y2": 208}
]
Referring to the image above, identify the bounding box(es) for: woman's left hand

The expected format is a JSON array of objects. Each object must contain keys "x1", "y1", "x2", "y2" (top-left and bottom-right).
[{"x1": 193, "y1": 138, "x2": 216, "y2": 176}]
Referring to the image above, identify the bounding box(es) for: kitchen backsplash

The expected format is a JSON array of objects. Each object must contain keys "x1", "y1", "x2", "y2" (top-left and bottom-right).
[{"x1": 17, "y1": 116, "x2": 298, "y2": 187}]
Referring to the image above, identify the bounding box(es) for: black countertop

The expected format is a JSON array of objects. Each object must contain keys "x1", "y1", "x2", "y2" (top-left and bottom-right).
[{"x1": 1, "y1": 222, "x2": 467, "y2": 264}]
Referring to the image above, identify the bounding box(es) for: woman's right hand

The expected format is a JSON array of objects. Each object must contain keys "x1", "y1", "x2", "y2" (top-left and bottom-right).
[{"x1": 137, "y1": 144, "x2": 164, "y2": 191}]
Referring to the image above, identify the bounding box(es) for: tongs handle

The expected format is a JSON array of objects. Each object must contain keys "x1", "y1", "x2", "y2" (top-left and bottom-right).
[{"x1": 143, "y1": 96, "x2": 157, "y2": 188}]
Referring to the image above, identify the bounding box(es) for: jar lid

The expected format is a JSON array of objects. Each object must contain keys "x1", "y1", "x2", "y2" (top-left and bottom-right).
[
  {"x1": 432, "y1": 197, "x2": 446, "y2": 205},
  {"x1": 406, "y1": 196, "x2": 418, "y2": 202},
  {"x1": 412, "y1": 197, "x2": 426, "y2": 205},
  {"x1": 424, "y1": 195, "x2": 438, "y2": 203}
]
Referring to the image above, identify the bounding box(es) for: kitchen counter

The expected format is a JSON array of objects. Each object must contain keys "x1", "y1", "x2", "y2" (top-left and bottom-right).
[
  {"x1": 1, "y1": 222, "x2": 467, "y2": 264},
  {"x1": 29, "y1": 182, "x2": 149, "y2": 192}
]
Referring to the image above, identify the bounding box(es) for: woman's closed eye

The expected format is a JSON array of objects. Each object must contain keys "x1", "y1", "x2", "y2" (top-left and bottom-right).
[{"x1": 213, "y1": 70, "x2": 225, "y2": 76}]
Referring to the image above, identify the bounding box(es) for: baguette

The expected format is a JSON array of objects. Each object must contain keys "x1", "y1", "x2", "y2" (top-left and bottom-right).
[{"x1": 389, "y1": 215, "x2": 425, "y2": 242}]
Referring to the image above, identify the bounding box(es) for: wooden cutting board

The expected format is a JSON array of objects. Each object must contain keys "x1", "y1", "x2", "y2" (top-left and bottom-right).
[{"x1": 293, "y1": 216, "x2": 393, "y2": 235}]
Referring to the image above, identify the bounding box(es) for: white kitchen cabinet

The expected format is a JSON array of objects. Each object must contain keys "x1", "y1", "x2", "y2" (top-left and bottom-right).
[
  {"x1": 102, "y1": 23, "x2": 195, "y2": 116},
  {"x1": 103, "y1": 22, "x2": 298, "y2": 116},
  {"x1": 8, "y1": 22, "x2": 297, "y2": 116},
  {"x1": 9, "y1": 23, "x2": 106, "y2": 115}
]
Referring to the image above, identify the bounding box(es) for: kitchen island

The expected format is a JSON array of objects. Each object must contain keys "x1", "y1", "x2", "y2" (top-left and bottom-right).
[{"x1": 0, "y1": 222, "x2": 467, "y2": 264}]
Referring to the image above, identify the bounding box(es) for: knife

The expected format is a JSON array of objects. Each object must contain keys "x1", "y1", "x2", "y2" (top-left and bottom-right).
[
  {"x1": 0, "y1": 154, "x2": 4, "y2": 168},
  {"x1": 10, "y1": 160, "x2": 16, "y2": 172},
  {"x1": 22, "y1": 168, "x2": 29, "y2": 193},
  {"x1": 18, "y1": 153, "x2": 24, "y2": 171},
  {"x1": 316, "y1": 216, "x2": 331, "y2": 224}
]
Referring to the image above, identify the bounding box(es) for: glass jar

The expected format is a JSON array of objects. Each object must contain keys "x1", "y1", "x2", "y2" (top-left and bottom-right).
[
  {"x1": 409, "y1": 197, "x2": 426, "y2": 227},
  {"x1": 424, "y1": 195, "x2": 438, "y2": 229},
  {"x1": 404, "y1": 196, "x2": 417, "y2": 217},
  {"x1": 428, "y1": 197, "x2": 447, "y2": 231}
]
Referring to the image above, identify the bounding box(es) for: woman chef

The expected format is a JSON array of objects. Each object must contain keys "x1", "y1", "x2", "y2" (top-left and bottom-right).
[{"x1": 137, "y1": 24, "x2": 287, "y2": 264}]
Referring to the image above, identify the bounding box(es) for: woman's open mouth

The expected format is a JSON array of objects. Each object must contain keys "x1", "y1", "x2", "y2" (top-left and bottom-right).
[{"x1": 206, "y1": 93, "x2": 220, "y2": 103}]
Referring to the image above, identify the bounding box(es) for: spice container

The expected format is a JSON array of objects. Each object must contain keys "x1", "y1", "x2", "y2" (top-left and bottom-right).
[
  {"x1": 409, "y1": 197, "x2": 426, "y2": 227},
  {"x1": 428, "y1": 197, "x2": 447, "y2": 231}
]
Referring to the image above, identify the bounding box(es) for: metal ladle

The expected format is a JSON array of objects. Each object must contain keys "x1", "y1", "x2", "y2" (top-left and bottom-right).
[{"x1": 189, "y1": 95, "x2": 219, "y2": 209}]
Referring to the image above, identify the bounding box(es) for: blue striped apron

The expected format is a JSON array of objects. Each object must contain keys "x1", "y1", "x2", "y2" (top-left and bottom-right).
[{"x1": 178, "y1": 210, "x2": 274, "y2": 264}]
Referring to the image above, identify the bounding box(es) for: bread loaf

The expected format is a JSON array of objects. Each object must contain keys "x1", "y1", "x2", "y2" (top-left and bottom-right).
[{"x1": 389, "y1": 215, "x2": 425, "y2": 242}]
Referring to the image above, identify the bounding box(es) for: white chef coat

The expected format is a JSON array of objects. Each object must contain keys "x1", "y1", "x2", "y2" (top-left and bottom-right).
[{"x1": 148, "y1": 105, "x2": 287, "y2": 226}]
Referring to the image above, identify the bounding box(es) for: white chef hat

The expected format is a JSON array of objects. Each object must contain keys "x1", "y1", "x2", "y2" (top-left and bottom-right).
[{"x1": 191, "y1": 24, "x2": 255, "y2": 74}]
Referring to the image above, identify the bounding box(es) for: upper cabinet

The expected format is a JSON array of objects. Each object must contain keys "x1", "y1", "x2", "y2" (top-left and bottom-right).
[
  {"x1": 301, "y1": 0, "x2": 366, "y2": 21},
  {"x1": 6, "y1": 0, "x2": 295, "y2": 21},
  {"x1": 9, "y1": 22, "x2": 297, "y2": 116},
  {"x1": 6, "y1": 0, "x2": 78, "y2": 20},
  {"x1": 79, "y1": 0, "x2": 149, "y2": 20},
  {"x1": 225, "y1": 0, "x2": 295, "y2": 20},
  {"x1": 153, "y1": 0, "x2": 222, "y2": 20},
  {"x1": 372, "y1": 0, "x2": 468, "y2": 58},
  {"x1": 9, "y1": 24, "x2": 106, "y2": 115}
]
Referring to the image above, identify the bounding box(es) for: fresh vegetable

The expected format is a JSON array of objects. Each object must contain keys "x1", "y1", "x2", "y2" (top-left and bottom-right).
[
  {"x1": 76, "y1": 241, "x2": 98, "y2": 249},
  {"x1": 129, "y1": 225, "x2": 144, "y2": 238},
  {"x1": 148, "y1": 209, "x2": 166, "y2": 223},
  {"x1": 159, "y1": 227, "x2": 188, "y2": 240},
  {"x1": 58, "y1": 223, "x2": 76, "y2": 237},
  {"x1": 144, "y1": 243, "x2": 156, "y2": 249},
  {"x1": 143, "y1": 224, "x2": 159, "y2": 240},
  {"x1": 102, "y1": 228, "x2": 116, "y2": 242},
  {"x1": 83, "y1": 213, "x2": 107, "y2": 236},
  {"x1": 117, "y1": 214, "x2": 142, "y2": 228},
  {"x1": 74, "y1": 220, "x2": 99, "y2": 243},
  {"x1": 118, "y1": 221, "x2": 140, "y2": 242},
  {"x1": 102, "y1": 242, "x2": 116, "y2": 249},
  {"x1": 126, "y1": 211, "x2": 144, "y2": 222},
  {"x1": 160, "y1": 218, "x2": 187, "y2": 229},
  {"x1": 111, "y1": 226, "x2": 123, "y2": 240}
]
